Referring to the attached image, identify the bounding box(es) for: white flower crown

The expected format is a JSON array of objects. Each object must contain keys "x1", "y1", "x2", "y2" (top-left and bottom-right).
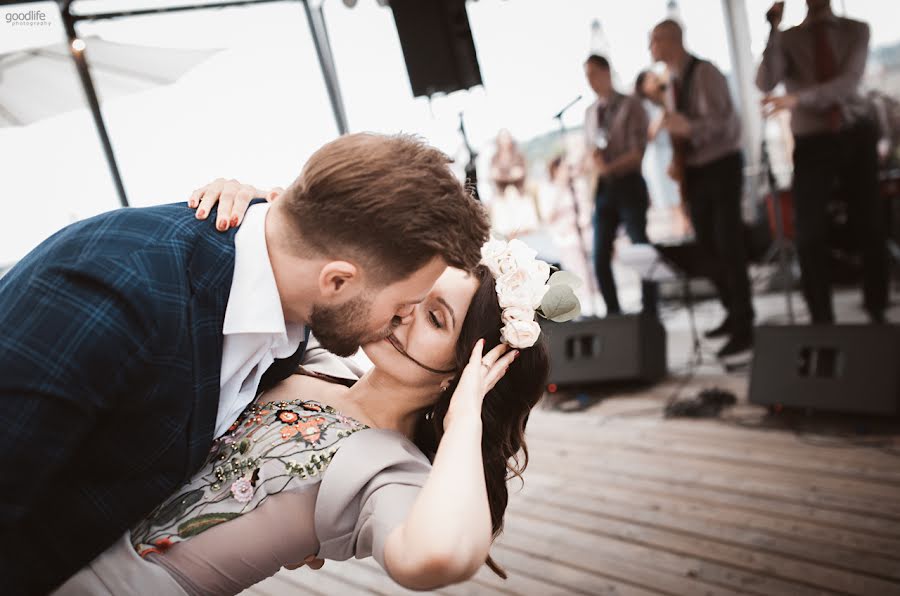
[{"x1": 480, "y1": 238, "x2": 582, "y2": 349}]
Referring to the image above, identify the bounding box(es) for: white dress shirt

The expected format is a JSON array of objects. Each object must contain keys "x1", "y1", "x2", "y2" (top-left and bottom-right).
[{"x1": 215, "y1": 202, "x2": 306, "y2": 437}]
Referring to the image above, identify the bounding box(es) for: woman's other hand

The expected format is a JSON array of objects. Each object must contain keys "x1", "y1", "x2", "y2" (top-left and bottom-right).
[
  {"x1": 188, "y1": 178, "x2": 284, "y2": 231},
  {"x1": 444, "y1": 339, "x2": 517, "y2": 431}
]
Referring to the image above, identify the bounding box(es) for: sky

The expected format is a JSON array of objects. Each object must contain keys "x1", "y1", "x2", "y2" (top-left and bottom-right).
[{"x1": 1, "y1": 0, "x2": 898, "y2": 263}]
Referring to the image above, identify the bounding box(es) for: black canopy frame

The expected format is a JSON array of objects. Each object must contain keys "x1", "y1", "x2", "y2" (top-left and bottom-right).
[{"x1": 1, "y1": 0, "x2": 349, "y2": 207}]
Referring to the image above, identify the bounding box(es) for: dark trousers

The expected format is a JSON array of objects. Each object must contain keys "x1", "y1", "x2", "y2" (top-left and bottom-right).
[
  {"x1": 792, "y1": 119, "x2": 888, "y2": 323},
  {"x1": 593, "y1": 171, "x2": 650, "y2": 315},
  {"x1": 684, "y1": 151, "x2": 754, "y2": 333}
]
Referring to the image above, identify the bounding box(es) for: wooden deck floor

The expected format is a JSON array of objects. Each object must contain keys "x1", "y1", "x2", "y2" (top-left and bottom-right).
[{"x1": 241, "y1": 382, "x2": 900, "y2": 596}]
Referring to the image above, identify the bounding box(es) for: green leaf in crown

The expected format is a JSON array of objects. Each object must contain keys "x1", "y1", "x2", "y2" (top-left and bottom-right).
[
  {"x1": 548, "y1": 270, "x2": 584, "y2": 291},
  {"x1": 539, "y1": 284, "x2": 582, "y2": 322}
]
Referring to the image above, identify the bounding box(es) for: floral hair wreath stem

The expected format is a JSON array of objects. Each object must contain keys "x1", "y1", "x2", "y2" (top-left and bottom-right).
[{"x1": 480, "y1": 238, "x2": 583, "y2": 349}]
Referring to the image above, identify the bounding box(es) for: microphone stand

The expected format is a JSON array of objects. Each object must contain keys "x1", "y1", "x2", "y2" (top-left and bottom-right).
[
  {"x1": 760, "y1": 136, "x2": 796, "y2": 324},
  {"x1": 553, "y1": 95, "x2": 601, "y2": 315}
]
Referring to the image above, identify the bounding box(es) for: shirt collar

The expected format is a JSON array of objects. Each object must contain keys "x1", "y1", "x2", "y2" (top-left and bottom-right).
[{"x1": 223, "y1": 202, "x2": 301, "y2": 338}]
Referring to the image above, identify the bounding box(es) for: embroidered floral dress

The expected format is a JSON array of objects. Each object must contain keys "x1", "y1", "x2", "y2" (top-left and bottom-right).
[
  {"x1": 53, "y1": 398, "x2": 432, "y2": 596},
  {"x1": 131, "y1": 399, "x2": 366, "y2": 557}
]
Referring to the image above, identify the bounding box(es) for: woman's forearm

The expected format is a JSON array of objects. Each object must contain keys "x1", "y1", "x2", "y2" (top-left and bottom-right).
[{"x1": 384, "y1": 415, "x2": 492, "y2": 588}]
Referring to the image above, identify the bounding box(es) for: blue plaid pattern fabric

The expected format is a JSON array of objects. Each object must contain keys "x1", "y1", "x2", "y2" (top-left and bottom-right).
[{"x1": 0, "y1": 200, "x2": 307, "y2": 594}]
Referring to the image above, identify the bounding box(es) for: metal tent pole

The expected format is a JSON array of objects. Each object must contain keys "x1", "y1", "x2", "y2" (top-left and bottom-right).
[
  {"x1": 60, "y1": 0, "x2": 129, "y2": 207},
  {"x1": 302, "y1": 0, "x2": 349, "y2": 135}
]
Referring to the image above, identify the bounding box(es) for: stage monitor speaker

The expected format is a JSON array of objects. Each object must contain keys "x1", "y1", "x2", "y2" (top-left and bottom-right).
[
  {"x1": 541, "y1": 314, "x2": 667, "y2": 387},
  {"x1": 749, "y1": 324, "x2": 900, "y2": 416},
  {"x1": 389, "y1": 0, "x2": 483, "y2": 97}
]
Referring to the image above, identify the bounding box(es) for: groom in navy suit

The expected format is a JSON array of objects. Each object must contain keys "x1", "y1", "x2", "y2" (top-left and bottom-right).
[{"x1": 0, "y1": 133, "x2": 489, "y2": 594}]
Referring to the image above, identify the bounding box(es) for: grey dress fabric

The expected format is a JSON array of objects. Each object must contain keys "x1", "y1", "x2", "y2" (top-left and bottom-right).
[{"x1": 53, "y1": 400, "x2": 431, "y2": 596}]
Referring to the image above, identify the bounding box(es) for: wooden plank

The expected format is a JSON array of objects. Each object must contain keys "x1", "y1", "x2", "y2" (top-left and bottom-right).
[
  {"x1": 634, "y1": 417, "x2": 899, "y2": 461},
  {"x1": 501, "y1": 512, "x2": 832, "y2": 596},
  {"x1": 442, "y1": 564, "x2": 568, "y2": 596},
  {"x1": 246, "y1": 571, "x2": 341, "y2": 596},
  {"x1": 526, "y1": 448, "x2": 900, "y2": 519},
  {"x1": 518, "y1": 479, "x2": 900, "y2": 580},
  {"x1": 524, "y1": 416, "x2": 900, "y2": 476},
  {"x1": 506, "y1": 501, "x2": 900, "y2": 596},
  {"x1": 524, "y1": 403, "x2": 898, "y2": 450},
  {"x1": 488, "y1": 543, "x2": 669, "y2": 596},
  {"x1": 526, "y1": 427, "x2": 900, "y2": 485},
  {"x1": 522, "y1": 467, "x2": 900, "y2": 540},
  {"x1": 491, "y1": 538, "x2": 739, "y2": 596},
  {"x1": 635, "y1": 423, "x2": 900, "y2": 473},
  {"x1": 523, "y1": 471, "x2": 900, "y2": 559}
]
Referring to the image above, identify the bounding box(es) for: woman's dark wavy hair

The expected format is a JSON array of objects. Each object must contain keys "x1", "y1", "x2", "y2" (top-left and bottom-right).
[{"x1": 412, "y1": 264, "x2": 550, "y2": 578}]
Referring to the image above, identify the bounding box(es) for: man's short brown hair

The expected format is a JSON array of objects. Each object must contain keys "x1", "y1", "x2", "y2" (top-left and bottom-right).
[{"x1": 279, "y1": 133, "x2": 489, "y2": 285}]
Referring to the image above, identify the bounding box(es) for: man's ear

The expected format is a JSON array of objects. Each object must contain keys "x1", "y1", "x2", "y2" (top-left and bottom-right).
[{"x1": 318, "y1": 261, "x2": 359, "y2": 299}]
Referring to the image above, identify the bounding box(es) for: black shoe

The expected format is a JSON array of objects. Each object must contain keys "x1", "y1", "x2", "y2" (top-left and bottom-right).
[
  {"x1": 717, "y1": 331, "x2": 754, "y2": 358},
  {"x1": 704, "y1": 319, "x2": 731, "y2": 339}
]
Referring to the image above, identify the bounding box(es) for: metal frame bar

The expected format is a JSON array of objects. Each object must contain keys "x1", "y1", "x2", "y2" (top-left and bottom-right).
[
  {"x1": 45, "y1": 0, "x2": 349, "y2": 208},
  {"x1": 60, "y1": 0, "x2": 129, "y2": 206}
]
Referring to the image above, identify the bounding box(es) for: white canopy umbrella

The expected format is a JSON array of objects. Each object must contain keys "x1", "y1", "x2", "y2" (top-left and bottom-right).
[{"x1": 0, "y1": 35, "x2": 221, "y2": 127}]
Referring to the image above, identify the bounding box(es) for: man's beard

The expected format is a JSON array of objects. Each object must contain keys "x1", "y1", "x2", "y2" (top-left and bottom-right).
[{"x1": 308, "y1": 295, "x2": 391, "y2": 357}]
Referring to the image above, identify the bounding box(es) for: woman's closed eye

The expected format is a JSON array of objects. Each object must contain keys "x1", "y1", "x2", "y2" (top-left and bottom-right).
[{"x1": 428, "y1": 311, "x2": 443, "y2": 329}]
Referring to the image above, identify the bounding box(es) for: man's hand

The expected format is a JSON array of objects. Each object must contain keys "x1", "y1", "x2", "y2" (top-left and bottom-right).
[
  {"x1": 761, "y1": 93, "x2": 798, "y2": 117},
  {"x1": 593, "y1": 149, "x2": 609, "y2": 177},
  {"x1": 766, "y1": 1, "x2": 784, "y2": 28},
  {"x1": 663, "y1": 112, "x2": 692, "y2": 138}
]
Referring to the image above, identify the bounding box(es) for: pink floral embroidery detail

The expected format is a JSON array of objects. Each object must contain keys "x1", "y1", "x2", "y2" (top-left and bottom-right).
[{"x1": 230, "y1": 478, "x2": 254, "y2": 503}]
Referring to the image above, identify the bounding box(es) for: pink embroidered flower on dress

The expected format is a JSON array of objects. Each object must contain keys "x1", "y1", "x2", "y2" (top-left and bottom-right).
[{"x1": 230, "y1": 478, "x2": 254, "y2": 503}]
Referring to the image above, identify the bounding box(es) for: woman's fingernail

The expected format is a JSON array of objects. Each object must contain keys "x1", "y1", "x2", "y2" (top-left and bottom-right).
[
  {"x1": 196, "y1": 209, "x2": 205, "y2": 219},
  {"x1": 230, "y1": 215, "x2": 239, "y2": 227},
  {"x1": 217, "y1": 219, "x2": 227, "y2": 231}
]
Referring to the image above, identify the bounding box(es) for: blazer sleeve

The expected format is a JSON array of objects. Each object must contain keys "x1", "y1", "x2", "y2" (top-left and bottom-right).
[
  {"x1": 0, "y1": 258, "x2": 158, "y2": 534},
  {"x1": 314, "y1": 429, "x2": 431, "y2": 570}
]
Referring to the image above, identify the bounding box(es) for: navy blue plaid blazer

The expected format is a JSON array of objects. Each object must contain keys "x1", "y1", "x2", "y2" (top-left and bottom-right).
[{"x1": 0, "y1": 200, "x2": 308, "y2": 594}]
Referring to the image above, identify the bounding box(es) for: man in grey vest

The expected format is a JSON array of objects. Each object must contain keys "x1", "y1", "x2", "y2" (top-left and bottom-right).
[{"x1": 650, "y1": 19, "x2": 755, "y2": 358}]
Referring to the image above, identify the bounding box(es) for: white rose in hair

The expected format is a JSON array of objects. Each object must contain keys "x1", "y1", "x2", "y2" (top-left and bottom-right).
[
  {"x1": 496, "y1": 253, "x2": 518, "y2": 276},
  {"x1": 498, "y1": 267, "x2": 529, "y2": 291},
  {"x1": 499, "y1": 269, "x2": 548, "y2": 309},
  {"x1": 481, "y1": 239, "x2": 511, "y2": 277},
  {"x1": 529, "y1": 259, "x2": 551, "y2": 285},
  {"x1": 507, "y1": 239, "x2": 538, "y2": 264},
  {"x1": 501, "y1": 305, "x2": 535, "y2": 324},
  {"x1": 496, "y1": 282, "x2": 534, "y2": 310},
  {"x1": 500, "y1": 319, "x2": 542, "y2": 349},
  {"x1": 481, "y1": 238, "x2": 507, "y2": 263}
]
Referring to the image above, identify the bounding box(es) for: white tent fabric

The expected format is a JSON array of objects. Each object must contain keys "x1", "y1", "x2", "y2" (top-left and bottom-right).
[{"x1": 0, "y1": 36, "x2": 220, "y2": 126}]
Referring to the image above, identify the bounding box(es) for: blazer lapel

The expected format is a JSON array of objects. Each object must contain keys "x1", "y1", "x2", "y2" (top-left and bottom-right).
[{"x1": 184, "y1": 208, "x2": 239, "y2": 477}]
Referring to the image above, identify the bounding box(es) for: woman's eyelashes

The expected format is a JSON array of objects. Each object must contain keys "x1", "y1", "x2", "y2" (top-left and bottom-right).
[{"x1": 428, "y1": 311, "x2": 443, "y2": 329}]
